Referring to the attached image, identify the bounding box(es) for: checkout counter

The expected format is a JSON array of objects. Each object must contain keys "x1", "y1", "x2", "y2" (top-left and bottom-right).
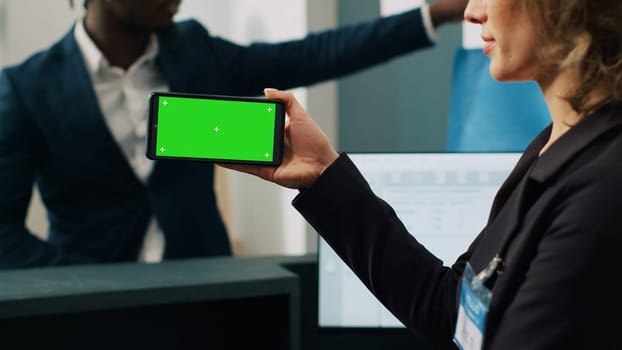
[{"x1": 0, "y1": 255, "x2": 427, "y2": 350}]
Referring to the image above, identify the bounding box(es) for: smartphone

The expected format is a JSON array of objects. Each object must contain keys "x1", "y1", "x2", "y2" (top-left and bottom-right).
[{"x1": 146, "y1": 92, "x2": 285, "y2": 165}]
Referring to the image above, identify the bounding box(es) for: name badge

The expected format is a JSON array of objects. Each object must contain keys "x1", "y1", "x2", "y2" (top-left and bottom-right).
[{"x1": 454, "y1": 262, "x2": 492, "y2": 350}]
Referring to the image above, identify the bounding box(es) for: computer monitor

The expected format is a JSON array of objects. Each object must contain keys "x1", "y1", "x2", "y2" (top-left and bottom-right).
[{"x1": 318, "y1": 152, "x2": 521, "y2": 328}]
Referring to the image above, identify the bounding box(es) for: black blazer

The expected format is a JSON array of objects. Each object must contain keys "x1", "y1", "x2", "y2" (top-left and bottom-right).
[
  {"x1": 0, "y1": 10, "x2": 433, "y2": 267},
  {"x1": 294, "y1": 103, "x2": 622, "y2": 349}
]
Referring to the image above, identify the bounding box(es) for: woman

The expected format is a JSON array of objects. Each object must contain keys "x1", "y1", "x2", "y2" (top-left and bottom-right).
[{"x1": 224, "y1": 0, "x2": 622, "y2": 348}]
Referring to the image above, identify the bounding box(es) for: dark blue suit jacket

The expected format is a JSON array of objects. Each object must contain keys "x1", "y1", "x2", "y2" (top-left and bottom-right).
[{"x1": 0, "y1": 10, "x2": 432, "y2": 267}]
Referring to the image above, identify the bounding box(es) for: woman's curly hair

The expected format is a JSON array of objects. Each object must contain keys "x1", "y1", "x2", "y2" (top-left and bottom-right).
[{"x1": 526, "y1": 0, "x2": 622, "y2": 116}]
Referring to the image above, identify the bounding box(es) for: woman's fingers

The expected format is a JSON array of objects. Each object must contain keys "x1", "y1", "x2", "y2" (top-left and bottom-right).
[{"x1": 264, "y1": 88, "x2": 309, "y2": 121}]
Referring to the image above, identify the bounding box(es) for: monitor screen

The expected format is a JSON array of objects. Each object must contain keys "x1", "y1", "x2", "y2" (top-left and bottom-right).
[{"x1": 318, "y1": 152, "x2": 521, "y2": 328}]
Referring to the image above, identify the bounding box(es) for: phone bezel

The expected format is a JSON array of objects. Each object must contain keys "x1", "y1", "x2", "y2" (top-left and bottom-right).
[{"x1": 146, "y1": 91, "x2": 285, "y2": 165}]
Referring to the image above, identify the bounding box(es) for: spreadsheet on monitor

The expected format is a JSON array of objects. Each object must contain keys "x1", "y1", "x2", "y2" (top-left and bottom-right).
[{"x1": 318, "y1": 152, "x2": 521, "y2": 328}]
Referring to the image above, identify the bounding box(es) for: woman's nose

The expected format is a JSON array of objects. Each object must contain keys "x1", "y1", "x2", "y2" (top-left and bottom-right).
[{"x1": 464, "y1": 0, "x2": 487, "y2": 24}]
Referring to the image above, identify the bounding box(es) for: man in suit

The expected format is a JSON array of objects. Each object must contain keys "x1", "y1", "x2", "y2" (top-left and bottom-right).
[{"x1": 0, "y1": 0, "x2": 467, "y2": 268}]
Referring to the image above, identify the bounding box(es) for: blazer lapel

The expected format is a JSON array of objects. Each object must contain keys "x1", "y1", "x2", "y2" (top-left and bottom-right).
[
  {"x1": 155, "y1": 25, "x2": 191, "y2": 92},
  {"x1": 52, "y1": 28, "x2": 139, "y2": 183},
  {"x1": 467, "y1": 125, "x2": 551, "y2": 273},
  {"x1": 469, "y1": 170, "x2": 542, "y2": 274},
  {"x1": 479, "y1": 103, "x2": 622, "y2": 263}
]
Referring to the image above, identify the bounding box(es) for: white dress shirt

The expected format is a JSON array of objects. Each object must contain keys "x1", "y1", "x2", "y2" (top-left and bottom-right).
[
  {"x1": 74, "y1": 19, "x2": 167, "y2": 262},
  {"x1": 421, "y1": 4, "x2": 439, "y2": 42}
]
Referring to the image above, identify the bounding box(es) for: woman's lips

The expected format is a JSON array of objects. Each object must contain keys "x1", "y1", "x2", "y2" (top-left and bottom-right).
[{"x1": 481, "y1": 36, "x2": 495, "y2": 55}]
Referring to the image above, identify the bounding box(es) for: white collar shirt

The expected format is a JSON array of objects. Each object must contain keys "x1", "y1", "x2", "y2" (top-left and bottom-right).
[{"x1": 74, "y1": 19, "x2": 167, "y2": 262}]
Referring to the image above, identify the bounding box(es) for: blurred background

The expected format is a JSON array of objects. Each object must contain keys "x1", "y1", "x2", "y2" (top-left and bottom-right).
[{"x1": 0, "y1": 0, "x2": 468, "y2": 257}]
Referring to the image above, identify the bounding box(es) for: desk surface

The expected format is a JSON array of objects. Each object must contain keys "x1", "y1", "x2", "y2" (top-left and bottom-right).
[
  {"x1": 0, "y1": 254, "x2": 314, "y2": 319},
  {"x1": 0, "y1": 254, "x2": 428, "y2": 350}
]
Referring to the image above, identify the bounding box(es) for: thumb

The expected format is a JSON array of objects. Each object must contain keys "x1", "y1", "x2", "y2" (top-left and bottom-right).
[{"x1": 264, "y1": 88, "x2": 308, "y2": 121}]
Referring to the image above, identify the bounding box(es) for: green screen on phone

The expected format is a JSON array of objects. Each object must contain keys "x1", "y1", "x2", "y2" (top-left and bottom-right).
[{"x1": 152, "y1": 94, "x2": 281, "y2": 163}]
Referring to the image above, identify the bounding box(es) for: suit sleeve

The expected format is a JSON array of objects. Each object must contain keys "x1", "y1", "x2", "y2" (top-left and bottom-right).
[
  {"x1": 209, "y1": 8, "x2": 433, "y2": 96},
  {"x1": 293, "y1": 154, "x2": 466, "y2": 350},
  {"x1": 0, "y1": 71, "x2": 90, "y2": 268}
]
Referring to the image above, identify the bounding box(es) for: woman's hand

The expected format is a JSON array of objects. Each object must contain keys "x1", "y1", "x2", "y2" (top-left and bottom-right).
[{"x1": 219, "y1": 88, "x2": 339, "y2": 190}]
